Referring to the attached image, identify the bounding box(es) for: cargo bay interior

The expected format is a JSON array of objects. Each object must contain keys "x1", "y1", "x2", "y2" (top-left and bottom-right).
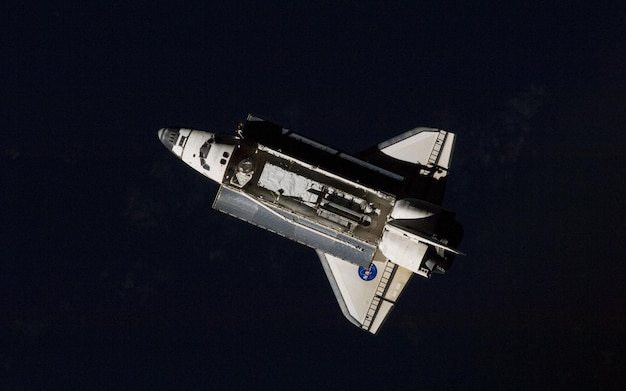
[{"x1": 222, "y1": 139, "x2": 395, "y2": 247}]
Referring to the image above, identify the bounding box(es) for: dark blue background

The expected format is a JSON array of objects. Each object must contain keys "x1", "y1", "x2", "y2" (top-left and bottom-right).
[{"x1": 2, "y1": 2, "x2": 625, "y2": 389}]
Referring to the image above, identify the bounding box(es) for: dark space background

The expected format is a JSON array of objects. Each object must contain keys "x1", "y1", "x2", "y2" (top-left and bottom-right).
[{"x1": 2, "y1": 2, "x2": 625, "y2": 389}]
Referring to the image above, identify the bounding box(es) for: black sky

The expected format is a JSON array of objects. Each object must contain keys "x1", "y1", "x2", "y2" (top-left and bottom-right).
[{"x1": 2, "y1": 2, "x2": 626, "y2": 389}]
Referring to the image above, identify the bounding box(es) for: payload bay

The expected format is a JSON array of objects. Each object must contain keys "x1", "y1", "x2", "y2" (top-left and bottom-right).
[{"x1": 214, "y1": 139, "x2": 396, "y2": 267}]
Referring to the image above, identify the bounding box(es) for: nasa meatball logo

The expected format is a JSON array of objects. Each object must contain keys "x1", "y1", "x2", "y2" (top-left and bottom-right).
[{"x1": 358, "y1": 264, "x2": 377, "y2": 281}]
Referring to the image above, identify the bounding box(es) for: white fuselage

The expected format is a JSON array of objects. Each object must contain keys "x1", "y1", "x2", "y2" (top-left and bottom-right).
[{"x1": 159, "y1": 128, "x2": 237, "y2": 184}]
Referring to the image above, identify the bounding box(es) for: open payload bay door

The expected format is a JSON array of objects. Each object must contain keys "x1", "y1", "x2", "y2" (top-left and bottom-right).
[{"x1": 317, "y1": 250, "x2": 413, "y2": 334}]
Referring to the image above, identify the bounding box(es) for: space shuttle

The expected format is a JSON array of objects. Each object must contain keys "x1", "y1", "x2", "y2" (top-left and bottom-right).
[{"x1": 158, "y1": 115, "x2": 463, "y2": 334}]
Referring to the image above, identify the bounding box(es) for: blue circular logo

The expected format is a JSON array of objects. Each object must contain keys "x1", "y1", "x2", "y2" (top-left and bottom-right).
[{"x1": 358, "y1": 264, "x2": 378, "y2": 281}]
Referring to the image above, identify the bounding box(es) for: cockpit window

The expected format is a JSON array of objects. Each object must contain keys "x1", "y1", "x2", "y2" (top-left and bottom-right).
[
  {"x1": 199, "y1": 139, "x2": 213, "y2": 171},
  {"x1": 199, "y1": 142, "x2": 211, "y2": 159}
]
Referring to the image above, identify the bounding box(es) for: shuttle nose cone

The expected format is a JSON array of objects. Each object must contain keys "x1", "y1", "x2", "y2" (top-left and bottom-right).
[{"x1": 158, "y1": 127, "x2": 179, "y2": 152}]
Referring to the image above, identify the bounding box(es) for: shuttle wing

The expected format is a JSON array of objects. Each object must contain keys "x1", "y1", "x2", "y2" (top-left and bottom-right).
[
  {"x1": 356, "y1": 127, "x2": 457, "y2": 204},
  {"x1": 317, "y1": 250, "x2": 413, "y2": 334},
  {"x1": 377, "y1": 127, "x2": 455, "y2": 171}
]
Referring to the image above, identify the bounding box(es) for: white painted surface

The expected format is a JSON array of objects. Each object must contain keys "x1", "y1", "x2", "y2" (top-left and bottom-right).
[
  {"x1": 379, "y1": 226, "x2": 429, "y2": 275},
  {"x1": 324, "y1": 253, "x2": 384, "y2": 324},
  {"x1": 180, "y1": 130, "x2": 236, "y2": 183}
]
